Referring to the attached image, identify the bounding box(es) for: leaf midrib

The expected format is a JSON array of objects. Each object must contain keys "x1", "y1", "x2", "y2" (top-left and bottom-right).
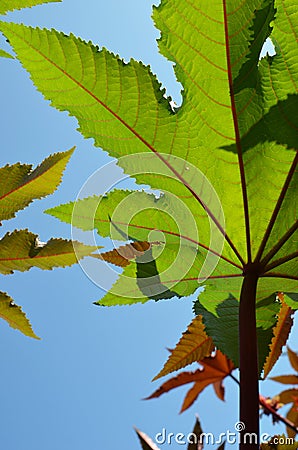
[
  {"x1": 223, "y1": 0, "x2": 251, "y2": 264},
  {"x1": 0, "y1": 250, "x2": 77, "y2": 263},
  {"x1": 61, "y1": 208, "x2": 243, "y2": 270}
]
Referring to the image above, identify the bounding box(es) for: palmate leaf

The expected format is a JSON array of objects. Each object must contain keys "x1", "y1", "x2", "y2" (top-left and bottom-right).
[
  {"x1": 0, "y1": 148, "x2": 74, "y2": 222},
  {"x1": 0, "y1": 291, "x2": 39, "y2": 338},
  {"x1": 0, "y1": 229, "x2": 96, "y2": 274},
  {"x1": 1, "y1": 0, "x2": 297, "y2": 365},
  {"x1": 0, "y1": 0, "x2": 61, "y2": 15}
]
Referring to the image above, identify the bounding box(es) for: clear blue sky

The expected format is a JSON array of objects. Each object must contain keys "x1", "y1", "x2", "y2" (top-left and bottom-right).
[{"x1": 0, "y1": 1, "x2": 295, "y2": 449}]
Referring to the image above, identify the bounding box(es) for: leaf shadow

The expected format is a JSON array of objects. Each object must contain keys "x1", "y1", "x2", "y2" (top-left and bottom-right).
[{"x1": 222, "y1": 94, "x2": 298, "y2": 153}]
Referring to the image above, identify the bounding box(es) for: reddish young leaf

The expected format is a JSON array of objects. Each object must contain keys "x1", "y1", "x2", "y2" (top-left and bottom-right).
[
  {"x1": 213, "y1": 380, "x2": 225, "y2": 401},
  {"x1": 92, "y1": 241, "x2": 152, "y2": 267},
  {"x1": 153, "y1": 315, "x2": 214, "y2": 381},
  {"x1": 286, "y1": 402, "x2": 298, "y2": 438},
  {"x1": 276, "y1": 388, "x2": 298, "y2": 437},
  {"x1": 263, "y1": 301, "x2": 294, "y2": 379},
  {"x1": 271, "y1": 375, "x2": 298, "y2": 385},
  {"x1": 288, "y1": 347, "x2": 298, "y2": 373},
  {"x1": 270, "y1": 348, "x2": 298, "y2": 437},
  {"x1": 147, "y1": 350, "x2": 234, "y2": 413},
  {"x1": 277, "y1": 389, "x2": 298, "y2": 405}
]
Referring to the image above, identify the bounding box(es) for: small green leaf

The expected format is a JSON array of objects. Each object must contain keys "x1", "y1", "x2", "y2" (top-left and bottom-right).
[
  {"x1": 0, "y1": 229, "x2": 97, "y2": 274},
  {"x1": 0, "y1": 148, "x2": 74, "y2": 222},
  {"x1": 0, "y1": 0, "x2": 61, "y2": 15},
  {"x1": 0, "y1": 291, "x2": 39, "y2": 339}
]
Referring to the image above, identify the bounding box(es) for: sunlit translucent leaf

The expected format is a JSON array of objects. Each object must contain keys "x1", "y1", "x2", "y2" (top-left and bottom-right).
[
  {"x1": 146, "y1": 350, "x2": 234, "y2": 413},
  {"x1": 1, "y1": 0, "x2": 297, "y2": 393},
  {"x1": 153, "y1": 315, "x2": 214, "y2": 381},
  {"x1": 0, "y1": 0, "x2": 61, "y2": 15},
  {"x1": 0, "y1": 48, "x2": 13, "y2": 58},
  {"x1": 48, "y1": 190, "x2": 245, "y2": 307},
  {"x1": 283, "y1": 293, "x2": 298, "y2": 310},
  {"x1": 263, "y1": 301, "x2": 294, "y2": 378},
  {"x1": 0, "y1": 148, "x2": 74, "y2": 222},
  {"x1": 0, "y1": 229, "x2": 96, "y2": 274},
  {"x1": 0, "y1": 291, "x2": 39, "y2": 338}
]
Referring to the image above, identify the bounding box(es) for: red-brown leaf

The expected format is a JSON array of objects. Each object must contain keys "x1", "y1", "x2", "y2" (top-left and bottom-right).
[
  {"x1": 92, "y1": 241, "x2": 153, "y2": 267},
  {"x1": 288, "y1": 347, "x2": 298, "y2": 373},
  {"x1": 213, "y1": 380, "x2": 225, "y2": 401},
  {"x1": 277, "y1": 389, "x2": 298, "y2": 405},
  {"x1": 271, "y1": 375, "x2": 298, "y2": 385},
  {"x1": 146, "y1": 371, "x2": 202, "y2": 400},
  {"x1": 147, "y1": 350, "x2": 234, "y2": 413},
  {"x1": 286, "y1": 403, "x2": 298, "y2": 438}
]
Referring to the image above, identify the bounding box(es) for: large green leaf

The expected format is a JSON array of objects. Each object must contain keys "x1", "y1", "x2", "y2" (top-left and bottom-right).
[
  {"x1": 0, "y1": 229, "x2": 96, "y2": 274},
  {"x1": 0, "y1": 291, "x2": 39, "y2": 338},
  {"x1": 0, "y1": 0, "x2": 61, "y2": 15},
  {"x1": 0, "y1": 148, "x2": 74, "y2": 222},
  {"x1": 1, "y1": 1, "x2": 297, "y2": 362}
]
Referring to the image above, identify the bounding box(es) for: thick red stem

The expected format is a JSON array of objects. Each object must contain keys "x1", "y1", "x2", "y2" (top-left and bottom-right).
[{"x1": 239, "y1": 264, "x2": 261, "y2": 449}]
